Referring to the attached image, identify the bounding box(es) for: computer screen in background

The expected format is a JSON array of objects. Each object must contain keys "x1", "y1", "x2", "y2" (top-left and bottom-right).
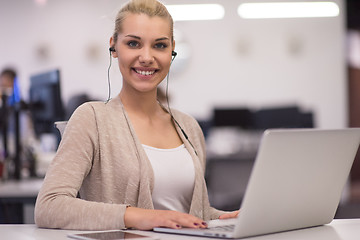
[{"x1": 29, "y1": 69, "x2": 65, "y2": 144}]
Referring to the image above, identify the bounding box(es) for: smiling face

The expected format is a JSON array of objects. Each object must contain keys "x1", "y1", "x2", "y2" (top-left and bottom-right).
[{"x1": 111, "y1": 13, "x2": 174, "y2": 96}]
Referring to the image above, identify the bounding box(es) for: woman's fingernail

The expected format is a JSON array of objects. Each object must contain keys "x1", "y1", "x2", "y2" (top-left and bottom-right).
[
  {"x1": 194, "y1": 223, "x2": 199, "y2": 226},
  {"x1": 176, "y1": 224, "x2": 181, "y2": 228}
]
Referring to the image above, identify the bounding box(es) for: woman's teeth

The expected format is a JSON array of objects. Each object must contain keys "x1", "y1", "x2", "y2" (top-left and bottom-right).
[{"x1": 135, "y1": 69, "x2": 155, "y2": 76}]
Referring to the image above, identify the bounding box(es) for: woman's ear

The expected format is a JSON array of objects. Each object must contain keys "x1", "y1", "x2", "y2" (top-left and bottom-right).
[
  {"x1": 172, "y1": 40, "x2": 176, "y2": 53},
  {"x1": 109, "y1": 37, "x2": 118, "y2": 58}
]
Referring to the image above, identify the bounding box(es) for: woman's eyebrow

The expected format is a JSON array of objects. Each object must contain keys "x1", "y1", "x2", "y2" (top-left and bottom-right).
[
  {"x1": 125, "y1": 34, "x2": 141, "y2": 39},
  {"x1": 125, "y1": 35, "x2": 169, "y2": 42},
  {"x1": 155, "y1": 37, "x2": 170, "y2": 42}
]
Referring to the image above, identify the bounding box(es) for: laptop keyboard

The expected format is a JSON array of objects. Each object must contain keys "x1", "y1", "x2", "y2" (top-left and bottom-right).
[{"x1": 208, "y1": 224, "x2": 235, "y2": 232}]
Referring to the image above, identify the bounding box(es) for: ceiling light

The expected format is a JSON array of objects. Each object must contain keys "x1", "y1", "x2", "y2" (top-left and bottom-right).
[
  {"x1": 166, "y1": 4, "x2": 225, "y2": 21},
  {"x1": 238, "y1": 2, "x2": 340, "y2": 19},
  {"x1": 34, "y1": 0, "x2": 47, "y2": 6}
]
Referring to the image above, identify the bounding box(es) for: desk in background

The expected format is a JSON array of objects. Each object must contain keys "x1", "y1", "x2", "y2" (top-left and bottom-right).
[
  {"x1": 0, "y1": 178, "x2": 43, "y2": 223},
  {"x1": 0, "y1": 219, "x2": 360, "y2": 240}
]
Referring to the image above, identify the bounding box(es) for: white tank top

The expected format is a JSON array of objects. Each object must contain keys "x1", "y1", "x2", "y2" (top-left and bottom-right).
[{"x1": 143, "y1": 144, "x2": 195, "y2": 213}]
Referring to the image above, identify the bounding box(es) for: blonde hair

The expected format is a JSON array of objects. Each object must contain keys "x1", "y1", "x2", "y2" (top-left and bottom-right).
[{"x1": 112, "y1": 0, "x2": 174, "y2": 44}]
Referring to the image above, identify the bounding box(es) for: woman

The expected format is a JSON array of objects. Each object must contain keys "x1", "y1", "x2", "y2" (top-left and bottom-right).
[{"x1": 35, "y1": 0, "x2": 238, "y2": 231}]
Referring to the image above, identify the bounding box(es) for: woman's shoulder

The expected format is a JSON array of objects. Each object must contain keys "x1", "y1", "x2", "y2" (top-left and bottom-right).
[
  {"x1": 73, "y1": 98, "x2": 123, "y2": 116},
  {"x1": 170, "y1": 108, "x2": 202, "y2": 133},
  {"x1": 66, "y1": 101, "x2": 106, "y2": 126},
  {"x1": 69, "y1": 101, "x2": 104, "y2": 118},
  {"x1": 78, "y1": 100, "x2": 109, "y2": 110},
  {"x1": 170, "y1": 108, "x2": 197, "y2": 123}
]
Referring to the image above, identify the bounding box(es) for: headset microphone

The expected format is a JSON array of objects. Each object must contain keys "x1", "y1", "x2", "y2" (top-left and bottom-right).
[{"x1": 166, "y1": 50, "x2": 198, "y2": 156}]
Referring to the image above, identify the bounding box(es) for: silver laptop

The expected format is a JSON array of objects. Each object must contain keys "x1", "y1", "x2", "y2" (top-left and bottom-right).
[{"x1": 154, "y1": 128, "x2": 360, "y2": 238}]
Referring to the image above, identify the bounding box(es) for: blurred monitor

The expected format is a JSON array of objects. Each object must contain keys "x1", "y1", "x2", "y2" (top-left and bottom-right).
[
  {"x1": 253, "y1": 106, "x2": 314, "y2": 129},
  {"x1": 213, "y1": 108, "x2": 253, "y2": 129},
  {"x1": 29, "y1": 69, "x2": 65, "y2": 137}
]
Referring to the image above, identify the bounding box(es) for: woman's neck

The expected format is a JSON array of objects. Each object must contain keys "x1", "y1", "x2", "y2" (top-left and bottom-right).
[{"x1": 119, "y1": 89, "x2": 162, "y2": 117}]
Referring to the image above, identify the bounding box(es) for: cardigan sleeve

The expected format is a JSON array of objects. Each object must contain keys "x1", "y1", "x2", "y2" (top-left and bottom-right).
[{"x1": 34, "y1": 103, "x2": 128, "y2": 230}]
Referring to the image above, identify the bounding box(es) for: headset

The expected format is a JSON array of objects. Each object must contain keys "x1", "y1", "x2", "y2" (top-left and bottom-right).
[
  {"x1": 106, "y1": 47, "x2": 115, "y2": 103},
  {"x1": 166, "y1": 50, "x2": 198, "y2": 156},
  {"x1": 107, "y1": 47, "x2": 197, "y2": 156}
]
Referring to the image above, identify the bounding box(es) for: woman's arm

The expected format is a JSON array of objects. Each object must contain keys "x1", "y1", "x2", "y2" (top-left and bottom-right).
[{"x1": 34, "y1": 103, "x2": 128, "y2": 230}]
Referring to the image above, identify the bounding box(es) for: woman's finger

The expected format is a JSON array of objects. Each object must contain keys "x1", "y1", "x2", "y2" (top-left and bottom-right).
[
  {"x1": 166, "y1": 211, "x2": 207, "y2": 229},
  {"x1": 219, "y1": 210, "x2": 240, "y2": 219}
]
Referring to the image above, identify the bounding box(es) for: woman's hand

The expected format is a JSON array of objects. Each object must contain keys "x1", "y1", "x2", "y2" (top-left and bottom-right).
[
  {"x1": 124, "y1": 207, "x2": 208, "y2": 230},
  {"x1": 219, "y1": 210, "x2": 240, "y2": 219}
]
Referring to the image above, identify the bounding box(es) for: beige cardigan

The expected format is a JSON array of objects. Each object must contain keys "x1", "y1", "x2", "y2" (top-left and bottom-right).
[{"x1": 34, "y1": 96, "x2": 225, "y2": 230}]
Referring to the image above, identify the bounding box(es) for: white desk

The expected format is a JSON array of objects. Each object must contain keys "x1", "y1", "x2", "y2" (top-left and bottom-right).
[
  {"x1": 0, "y1": 178, "x2": 43, "y2": 199},
  {"x1": 0, "y1": 219, "x2": 360, "y2": 240}
]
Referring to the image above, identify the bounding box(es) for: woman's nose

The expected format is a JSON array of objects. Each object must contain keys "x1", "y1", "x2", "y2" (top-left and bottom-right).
[{"x1": 139, "y1": 48, "x2": 154, "y2": 64}]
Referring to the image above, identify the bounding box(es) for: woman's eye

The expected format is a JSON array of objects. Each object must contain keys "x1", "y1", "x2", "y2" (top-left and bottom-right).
[
  {"x1": 154, "y1": 43, "x2": 168, "y2": 49},
  {"x1": 128, "y1": 41, "x2": 139, "y2": 48}
]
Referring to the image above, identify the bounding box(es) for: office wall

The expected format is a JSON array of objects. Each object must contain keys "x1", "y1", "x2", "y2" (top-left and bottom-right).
[{"x1": 0, "y1": 0, "x2": 346, "y2": 128}]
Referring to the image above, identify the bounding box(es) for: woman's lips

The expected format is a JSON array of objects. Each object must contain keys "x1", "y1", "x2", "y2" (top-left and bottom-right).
[{"x1": 132, "y1": 68, "x2": 158, "y2": 76}]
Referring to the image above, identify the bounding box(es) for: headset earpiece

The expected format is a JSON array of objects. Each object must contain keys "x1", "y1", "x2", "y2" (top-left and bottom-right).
[
  {"x1": 109, "y1": 47, "x2": 115, "y2": 52},
  {"x1": 172, "y1": 51, "x2": 177, "y2": 57}
]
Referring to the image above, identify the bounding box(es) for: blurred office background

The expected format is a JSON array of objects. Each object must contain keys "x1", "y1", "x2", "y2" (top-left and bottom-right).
[{"x1": 1, "y1": 0, "x2": 360, "y2": 222}]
